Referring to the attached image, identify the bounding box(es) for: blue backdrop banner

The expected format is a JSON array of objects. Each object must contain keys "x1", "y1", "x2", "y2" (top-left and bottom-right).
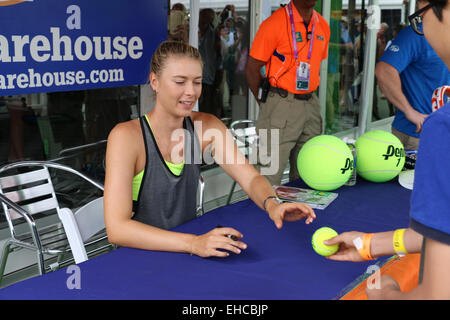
[{"x1": 0, "y1": 0, "x2": 167, "y2": 95}]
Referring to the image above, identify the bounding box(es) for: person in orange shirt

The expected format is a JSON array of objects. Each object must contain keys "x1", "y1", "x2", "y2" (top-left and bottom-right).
[{"x1": 245, "y1": 0, "x2": 330, "y2": 186}]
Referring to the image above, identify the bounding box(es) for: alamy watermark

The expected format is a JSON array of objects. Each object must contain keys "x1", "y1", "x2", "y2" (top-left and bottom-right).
[
  {"x1": 169, "y1": 121, "x2": 280, "y2": 176},
  {"x1": 366, "y1": 265, "x2": 381, "y2": 290},
  {"x1": 66, "y1": 264, "x2": 81, "y2": 290}
]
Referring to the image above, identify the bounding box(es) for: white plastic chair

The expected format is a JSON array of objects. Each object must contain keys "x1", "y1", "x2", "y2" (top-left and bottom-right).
[
  {"x1": 57, "y1": 197, "x2": 106, "y2": 264},
  {"x1": 0, "y1": 161, "x2": 112, "y2": 284}
]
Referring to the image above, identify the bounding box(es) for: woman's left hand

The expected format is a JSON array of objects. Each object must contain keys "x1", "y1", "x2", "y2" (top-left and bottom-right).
[{"x1": 267, "y1": 201, "x2": 316, "y2": 229}]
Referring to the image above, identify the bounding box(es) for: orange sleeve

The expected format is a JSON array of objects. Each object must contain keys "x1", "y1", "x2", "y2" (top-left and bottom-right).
[{"x1": 249, "y1": 16, "x2": 280, "y2": 63}]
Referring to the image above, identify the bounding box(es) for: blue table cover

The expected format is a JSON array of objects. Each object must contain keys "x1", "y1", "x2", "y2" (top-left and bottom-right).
[{"x1": 0, "y1": 178, "x2": 412, "y2": 300}]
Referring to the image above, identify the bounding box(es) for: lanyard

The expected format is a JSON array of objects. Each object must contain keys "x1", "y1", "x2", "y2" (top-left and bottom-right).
[{"x1": 286, "y1": 2, "x2": 317, "y2": 62}]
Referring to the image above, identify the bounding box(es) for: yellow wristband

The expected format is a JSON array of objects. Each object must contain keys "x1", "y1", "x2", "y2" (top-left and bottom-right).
[{"x1": 393, "y1": 228, "x2": 408, "y2": 257}]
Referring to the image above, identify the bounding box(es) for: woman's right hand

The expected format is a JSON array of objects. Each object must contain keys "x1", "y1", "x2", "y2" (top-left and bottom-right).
[
  {"x1": 190, "y1": 227, "x2": 247, "y2": 258},
  {"x1": 324, "y1": 231, "x2": 367, "y2": 262}
]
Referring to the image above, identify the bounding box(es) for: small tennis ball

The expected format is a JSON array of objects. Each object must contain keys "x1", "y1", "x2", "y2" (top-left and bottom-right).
[
  {"x1": 297, "y1": 135, "x2": 353, "y2": 191},
  {"x1": 355, "y1": 130, "x2": 405, "y2": 183},
  {"x1": 312, "y1": 227, "x2": 339, "y2": 257}
]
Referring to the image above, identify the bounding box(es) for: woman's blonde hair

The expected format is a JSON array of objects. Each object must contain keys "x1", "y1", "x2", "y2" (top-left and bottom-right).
[{"x1": 150, "y1": 41, "x2": 203, "y2": 77}]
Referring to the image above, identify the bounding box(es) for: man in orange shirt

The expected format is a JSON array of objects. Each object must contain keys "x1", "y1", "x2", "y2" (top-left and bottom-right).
[{"x1": 246, "y1": 0, "x2": 330, "y2": 186}]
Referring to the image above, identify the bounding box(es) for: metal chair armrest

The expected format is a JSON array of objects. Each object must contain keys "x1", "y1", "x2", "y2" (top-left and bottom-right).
[
  {"x1": 229, "y1": 120, "x2": 257, "y2": 144},
  {"x1": 0, "y1": 161, "x2": 104, "y2": 191},
  {"x1": 196, "y1": 175, "x2": 205, "y2": 217},
  {"x1": 0, "y1": 192, "x2": 36, "y2": 227},
  {"x1": 58, "y1": 140, "x2": 107, "y2": 157},
  {"x1": 0, "y1": 192, "x2": 43, "y2": 251},
  {"x1": 53, "y1": 140, "x2": 108, "y2": 163}
]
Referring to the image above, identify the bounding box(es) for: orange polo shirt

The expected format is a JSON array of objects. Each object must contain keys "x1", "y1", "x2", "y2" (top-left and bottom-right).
[{"x1": 249, "y1": 5, "x2": 330, "y2": 94}]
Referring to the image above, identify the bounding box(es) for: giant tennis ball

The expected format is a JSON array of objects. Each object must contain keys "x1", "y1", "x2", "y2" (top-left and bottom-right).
[
  {"x1": 355, "y1": 130, "x2": 405, "y2": 182},
  {"x1": 312, "y1": 227, "x2": 339, "y2": 256},
  {"x1": 297, "y1": 135, "x2": 353, "y2": 191}
]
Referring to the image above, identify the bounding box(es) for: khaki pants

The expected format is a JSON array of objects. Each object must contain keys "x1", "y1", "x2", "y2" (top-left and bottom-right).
[
  {"x1": 391, "y1": 127, "x2": 420, "y2": 150},
  {"x1": 256, "y1": 91, "x2": 322, "y2": 186}
]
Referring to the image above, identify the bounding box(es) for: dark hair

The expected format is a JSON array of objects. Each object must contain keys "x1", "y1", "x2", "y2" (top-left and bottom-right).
[
  {"x1": 150, "y1": 41, "x2": 203, "y2": 77},
  {"x1": 427, "y1": 0, "x2": 448, "y2": 20},
  {"x1": 171, "y1": 3, "x2": 186, "y2": 12}
]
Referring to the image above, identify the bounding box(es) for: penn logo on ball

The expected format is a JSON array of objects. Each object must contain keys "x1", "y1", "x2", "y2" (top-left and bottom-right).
[
  {"x1": 382, "y1": 145, "x2": 405, "y2": 163},
  {"x1": 355, "y1": 130, "x2": 405, "y2": 183},
  {"x1": 297, "y1": 135, "x2": 353, "y2": 191}
]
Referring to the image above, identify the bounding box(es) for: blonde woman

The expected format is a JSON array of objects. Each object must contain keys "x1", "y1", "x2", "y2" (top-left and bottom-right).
[{"x1": 104, "y1": 41, "x2": 316, "y2": 258}]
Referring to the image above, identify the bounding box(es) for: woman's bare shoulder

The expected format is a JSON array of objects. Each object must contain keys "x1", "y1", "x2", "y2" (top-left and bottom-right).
[
  {"x1": 190, "y1": 111, "x2": 225, "y2": 130},
  {"x1": 108, "y1": 118, "x2": 142, "y2": 143},
  {"x1": 106, "y1": 118, "x2": 145, "y2": 172}
]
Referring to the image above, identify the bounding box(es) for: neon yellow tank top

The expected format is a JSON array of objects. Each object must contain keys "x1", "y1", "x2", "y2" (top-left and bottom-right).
[{"x1": 132, "y1": 115, "x2": 184, "y2": 201}]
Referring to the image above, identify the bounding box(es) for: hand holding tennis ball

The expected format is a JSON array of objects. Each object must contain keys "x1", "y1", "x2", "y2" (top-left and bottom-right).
[
  {"x1": 322, "y1": 230, "x2": 367, "y2": 262},
  {"x1": 311, "y1": 227, "x2": 340, "y2": 256}
]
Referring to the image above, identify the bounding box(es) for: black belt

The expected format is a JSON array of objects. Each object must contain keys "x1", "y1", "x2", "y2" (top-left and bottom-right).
[{"x1": 269, "y1": 86, "x2": 313, "y2": 101}]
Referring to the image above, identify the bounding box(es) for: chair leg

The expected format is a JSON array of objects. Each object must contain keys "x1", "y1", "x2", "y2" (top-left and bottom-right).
[
  {"x1": 57, "y1": 244, "x2": 70, "y2": 264},
  {"x1": 0, "y1": 241, "x2": 12, "y2": 286},
  {"x1": 226, "y1": 181, "x2": 237, "y2": 205},
  {"x1": 36, "y1": 250, "x2": 46, "y2": 275}
]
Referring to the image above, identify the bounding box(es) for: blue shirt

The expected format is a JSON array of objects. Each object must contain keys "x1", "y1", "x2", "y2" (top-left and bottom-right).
[
  {"x1": 409, "y1": 103, "x2": 450, "y2": 245},
  {"x1": 380, "y1": 26, "x2": 450, "y2": 138}
]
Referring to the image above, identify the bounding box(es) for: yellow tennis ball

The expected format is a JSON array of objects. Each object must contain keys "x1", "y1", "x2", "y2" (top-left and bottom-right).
[
  {"x1": 311, "y1": 227, "x2": 339, "y2": 257},
  {"x1": 355, "y1": 130, "x2": 405, "y2": 183},
  {"x1": 297, "y1": 135, "x2": 353, "y2": 191}
]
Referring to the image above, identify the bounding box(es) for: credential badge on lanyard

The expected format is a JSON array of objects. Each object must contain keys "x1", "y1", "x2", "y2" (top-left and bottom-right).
[{"x1": 286, "y1": 2, "x2": 317, "y2": 91}]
